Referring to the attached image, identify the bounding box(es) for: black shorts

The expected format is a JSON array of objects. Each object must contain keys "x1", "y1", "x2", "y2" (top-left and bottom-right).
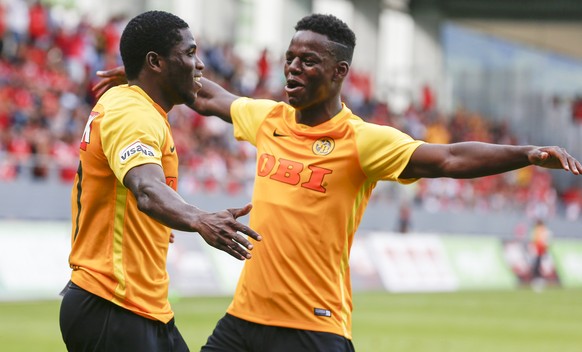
[
  {"x1": 59, "y1": 281, "x2": 189, "y2": 352},
  {"x1": 201, "y1": 313, "x2": 355, "y2": 352}
]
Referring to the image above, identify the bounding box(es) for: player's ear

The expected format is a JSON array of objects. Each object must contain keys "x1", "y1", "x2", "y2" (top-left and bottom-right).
[
  {"x1": 146, "y1": 51, "x2": 162, "y2": 73},
  {"x1": 334, "y1": 61, "x2": 349, "y2": 81}
]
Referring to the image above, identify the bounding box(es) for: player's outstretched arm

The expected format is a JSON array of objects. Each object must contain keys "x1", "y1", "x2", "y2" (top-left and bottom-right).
[
  {"x1": 124, "y1": 163, "x2": 262, "y2": 260},
  {"x1": 400, "y1": 142, "x2": 581, "y2": 179}
]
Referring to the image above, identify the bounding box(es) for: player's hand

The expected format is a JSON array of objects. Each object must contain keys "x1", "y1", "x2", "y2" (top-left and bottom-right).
[
  {"x1": 529, "y1": 146, "x2": 581, "y2": 175},
  {"x1": 196, "y1": 203, "x2": 262, "y2": 260},
  {"x1": 93, "y1": 66, "x2": 127, "y2": 99},
  {"x1": 169, "y1": 232, "x2": 175, "y2": 244}
]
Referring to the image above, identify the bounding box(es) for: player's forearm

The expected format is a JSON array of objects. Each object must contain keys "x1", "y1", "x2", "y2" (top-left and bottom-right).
[
  {"x1": 124, "y1": 165, "x2": 207, "y2": 232},
  {"x1": 443, "y1": 142, "x2": 533, "y2": 178},
  {"x1": 133, "y1": 180, "x2": 207, "y2": 232}
]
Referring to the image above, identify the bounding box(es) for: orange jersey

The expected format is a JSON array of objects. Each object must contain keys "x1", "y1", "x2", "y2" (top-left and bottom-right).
[
  {"x1": 227, "y1": 98, "x2": 423, "y2": 338},
  {"x1": 69, "y1": 85, "x2": 178, "y2": 323}
]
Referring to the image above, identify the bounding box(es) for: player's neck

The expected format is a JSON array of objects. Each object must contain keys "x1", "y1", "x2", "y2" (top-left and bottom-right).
[
  {"x1": 295, "y1": 100, "x2": 343, "y2": 127},
  {"x1": 129, "y1": 80, "x2": 173, "y2": 113}
]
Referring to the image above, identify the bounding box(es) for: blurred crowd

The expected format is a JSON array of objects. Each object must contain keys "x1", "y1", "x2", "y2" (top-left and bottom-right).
[{"x1": 0, "y1": 1, "x2": 581, "y2": 221}]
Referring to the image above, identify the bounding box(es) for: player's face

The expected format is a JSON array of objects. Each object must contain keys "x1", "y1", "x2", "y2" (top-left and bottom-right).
[
  {"x1": 164, "y1": 28, "x2": 204, "y2": 106},
  {"x1": 284, "y1": 30, "x2": 340, "y2": 110}
]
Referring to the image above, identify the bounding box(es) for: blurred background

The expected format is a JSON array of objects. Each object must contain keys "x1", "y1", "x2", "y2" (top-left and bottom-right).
[{"x1": 0, "y1": 0, "x2": 581, "y2": 301}]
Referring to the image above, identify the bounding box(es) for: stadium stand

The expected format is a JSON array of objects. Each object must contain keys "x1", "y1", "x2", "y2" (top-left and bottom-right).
[{"x1": 0, "y1": 0, "x2": 580, "y2": 226}]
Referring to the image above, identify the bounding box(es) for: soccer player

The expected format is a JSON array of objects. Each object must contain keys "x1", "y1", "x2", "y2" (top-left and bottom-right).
[
  {"x1": 94, "y1": 13, "x2": 581, "y2": 352},
  {"x1": 59, "y1": 11, "x2": 261, "y2": 352}
]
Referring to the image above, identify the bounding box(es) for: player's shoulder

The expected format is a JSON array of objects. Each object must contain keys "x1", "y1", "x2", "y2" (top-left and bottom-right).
[
  {"x1": 102, "y1": 86, "x2": 159, "y2": 113},
  {"x1": 100, "y1": 84, "x2": 132, "y2": 101},
  {"x1": 101, "y1": 85, "x2": 152, "y2": 107},
  {"x1": 233, "y1": 97, "x2": 290, "y2": 120},
  {"x1": 347, "y1": 114, "x2": 394, "y2": 134},
  {"x1": 100, "y1": 88, "x2": 164, "y2": 131},
  {"x1": 347, "y1": 115, "x2": 421, "y2": 150}
]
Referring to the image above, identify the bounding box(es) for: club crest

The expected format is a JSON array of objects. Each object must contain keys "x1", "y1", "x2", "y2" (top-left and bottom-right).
[{"x1": 312, "y1": 137, "x2": 335, "y2": 156}]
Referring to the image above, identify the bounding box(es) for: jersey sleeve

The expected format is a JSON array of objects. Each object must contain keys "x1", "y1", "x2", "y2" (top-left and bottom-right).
[
  {"x1": 355, "y1": 121, "x2": 424, "y2": 184},
  {"x1": 101, "y1": 106, "x2": 165, "y2": 183},
  {"x1": 230, "y1": 97, "x2": 279, "y2": 146}
]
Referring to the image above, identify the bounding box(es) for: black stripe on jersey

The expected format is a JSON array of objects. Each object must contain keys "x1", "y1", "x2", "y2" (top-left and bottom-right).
[{"x1": 73, "y1": 162, "x2": 83, "y2": 241}]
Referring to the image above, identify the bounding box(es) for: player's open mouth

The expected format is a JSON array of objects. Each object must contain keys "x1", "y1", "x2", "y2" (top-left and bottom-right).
[
  {"x1": 193, "y1": 75, "x2": 202, "y2": 89},
  {"x1": 285, "y1": 79, "x2": 303, "y2": 94}
]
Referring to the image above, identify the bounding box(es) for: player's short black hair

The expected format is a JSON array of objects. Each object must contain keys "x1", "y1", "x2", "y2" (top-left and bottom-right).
[
  {"x1": 120, "y1": 10, "x2": 189, "y2": 80},
  {"x1": 294, "y1": 13, "x2": 356, "y2": 64}
]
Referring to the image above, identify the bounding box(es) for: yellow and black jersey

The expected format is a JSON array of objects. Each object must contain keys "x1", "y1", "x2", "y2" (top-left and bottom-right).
[
  {"x1": 69, "y1": 84, "x2": 178, "y2": 323},
  {"x1": 227, "y1": 97, "x2": 423, "y2": 339}
]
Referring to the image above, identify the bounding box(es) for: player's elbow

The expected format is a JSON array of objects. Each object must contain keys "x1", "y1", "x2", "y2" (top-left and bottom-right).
[
  {"x1": 134, "y1": 191, "x2": 155, "y2": 215},
  {"x1": 129, "y1": 181, "x2": 160, "y2": 216}
]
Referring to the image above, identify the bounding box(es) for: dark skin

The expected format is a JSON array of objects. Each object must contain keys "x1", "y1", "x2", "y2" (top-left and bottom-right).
[
  {"x1": 124, "y1": 164, "x2": 258, "y2": 259},
  {"x1": 121, "y1": 28, "x2": 261, "y2": 260},
  {"x1": 94, "y1": 30, "x2": 581, "y2": 181}
]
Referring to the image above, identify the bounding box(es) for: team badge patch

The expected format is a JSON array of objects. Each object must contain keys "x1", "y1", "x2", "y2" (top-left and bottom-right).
[
  {"x1": 312, "y1": 137, "x2": 335, "y2": 156},
  {"x1": 119, "y1": 140, "x2": 157, "y2": 163}
]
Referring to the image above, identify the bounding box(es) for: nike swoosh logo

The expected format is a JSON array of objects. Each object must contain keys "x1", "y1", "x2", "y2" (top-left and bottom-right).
[
  {"x1": 273, "y1": 130, "x2": 290, "y2": 137},
  {"x1": 170, "y1": 145, "x2": 176, "y2": 153}
]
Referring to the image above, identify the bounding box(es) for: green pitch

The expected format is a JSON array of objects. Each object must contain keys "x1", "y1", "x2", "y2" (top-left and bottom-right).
[{"x1": 1, "y1": 288, "x2": 580, "y2": 352}]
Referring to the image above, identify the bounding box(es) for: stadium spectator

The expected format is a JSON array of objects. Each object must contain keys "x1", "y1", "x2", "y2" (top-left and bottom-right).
[
  {"x1": 562, "y1": 183, "x2": 582, "y2": 220},
  {"x1": 529, "y1": 218, "x2": 552, "y2": 291},
  {"x1": 95, "y1": 12, "x2": 581, "y2": 352},
  {"x1": 0, "y1": 2, "x2": 6, "y2": 55},
  {"x1": 397, "y1": 200, "x2": 412, "y2": 233},
  {"x1": 4, "y1": 0, "x2": 29, "y2": 59},
  {"x1": 27, "y1": 0, "x2": 50, "y2": 46},
  {"x1": 571, "y1": 95, "x2": 582, "y2": 124},
  {"x1": 58, "y1": 11, "x2": 261, "y2": 352}
]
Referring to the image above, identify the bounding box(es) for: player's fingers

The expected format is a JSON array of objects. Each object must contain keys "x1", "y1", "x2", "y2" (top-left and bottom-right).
[
  {"x1": 552, "y1": 149, "x2": 569, "y2": 170},
  {"x1": 228, "y1": 220, "x2": 262, "y2": 242},
  {"x1": 554, "y1": 147, "x2": 576, "y2": 171},
  {"x1": 240, "y1": 226, "x2": 262, "y2": 242},
  {"x1": 92, "y1": 77, "x2": 116, "y2": 94},
  {"x1": 92, "y1": 78, "x2": 106, "y2": 92},
  {"x1": 96, "y1": 67, "x2": 123, "y2": 78},
  {"x1": 231, "y1": 229, "x2": 259, "y2": 250},
  {"x1": 232, "y1": 240, "x2": 253, "y2": 259},
  {"x1": 92, "y1": 82, "x2": 105, "y2": 95},
  {"x1": 210, "y1": 231, "x2": 253, "y2": 259},
  {"x1": 567, "y1": 155, "x2": 581, "y2": 175},
  {"x1": 536, "y1": 147, "x2": 569, "y2": 170},
  {"x1": 95, "y1": 70, "x2": 110, "y2": 77},
  {"x1": 222, "y1": 241, "x2": 250, "y2": 260},
  {"x1": 227, "y1": 203, "x2": 253, "y2": 218}
]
